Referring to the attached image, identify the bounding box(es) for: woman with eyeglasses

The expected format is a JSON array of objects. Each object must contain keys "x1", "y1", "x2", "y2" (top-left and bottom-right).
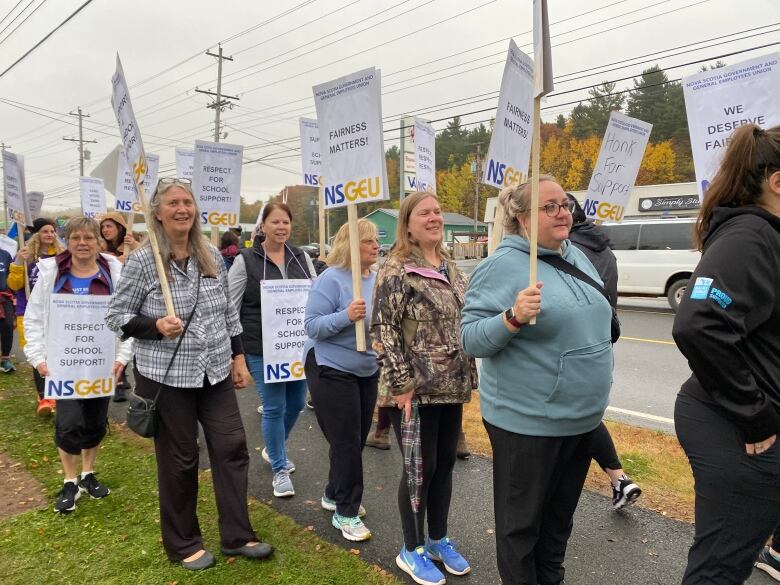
[
  {"x1": 461, "y1": 176, "x2": 614, "y2": 585},
  {"x1": 23, "y1": 217, "x2": 132, "y2": 515},
  {"x1": 106, "y1": 178, "x2": 273, "y2": 571}
]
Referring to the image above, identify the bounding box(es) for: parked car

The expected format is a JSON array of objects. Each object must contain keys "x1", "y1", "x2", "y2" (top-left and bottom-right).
[
  {"x1": 378, "y1": 243, "x2": 392, "y2": 257},
  {"x1": 601, "y1": 217, "x2": 700, "y2": 311},
  {"x1": 300, "y1": 243, "x2": 331, "y2": 258}
]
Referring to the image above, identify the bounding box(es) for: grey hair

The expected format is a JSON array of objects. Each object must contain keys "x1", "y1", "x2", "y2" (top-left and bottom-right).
[
  {"x1": 147, "y1": 181, "x2": 218, "y2": 278},
  {"x1": 62, "y1": 217, "x2": 100, "y2": 241},
  {"x1": 499, "y1": 174, "x2": 558, "y2": 236}
]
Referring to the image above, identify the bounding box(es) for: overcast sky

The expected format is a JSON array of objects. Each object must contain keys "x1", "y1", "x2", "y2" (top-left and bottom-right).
[{"x1": 0, "y1": 0, "x2": 777, "y2": 212}]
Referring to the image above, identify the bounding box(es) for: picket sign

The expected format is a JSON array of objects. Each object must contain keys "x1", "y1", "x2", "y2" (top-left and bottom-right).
[
  {"x1": 1, "y1": 150, "x2": 31, "y2": 297},
  {"x1": 260, "y1": 280, "x2": 311, "y2": 384},
  {"x1": 175, "y1": 147, "x2": 194, "y2": 181},
  {"x1": 299, "y1": 117, "x2": 327, "y2": 259},
  {"x1": 80, "y1": 177, "x2": 107, "y2": 218},
  {"x1": 313, "y1": 67, "x2": 388, "y2": 351},
  {"x1": 111, "y1": 54, "x2": 175, "y2": 317},
  {"x1": 413, "y1": 118, "x2": 436, "y2": 193},
  {"x1": 191, "y1": 140, "x2": 243, "y2": 246}
]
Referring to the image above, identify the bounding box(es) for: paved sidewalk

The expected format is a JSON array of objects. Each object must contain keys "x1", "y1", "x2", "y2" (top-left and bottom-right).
[{"x1": 111, "y1": 391, "x2": 773, "y2": 585}]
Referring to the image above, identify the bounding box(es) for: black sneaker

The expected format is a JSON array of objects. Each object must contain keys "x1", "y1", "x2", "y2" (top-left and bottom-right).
[
  {"x1": 612, "y1": 475, "x2": 641, "y2": 510},
  {"x1": 78, "y1": 473, "x2": 110, "y2": 499},
  {"x1": 755, "y1": 547, "x2": 780, "y2": 582},
  {"x1": 54, "y1": 481, "x2": 80, "y2": 514}
]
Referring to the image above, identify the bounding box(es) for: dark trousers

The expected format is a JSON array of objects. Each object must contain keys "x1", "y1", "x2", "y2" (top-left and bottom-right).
[
  {"x1": 774, "y1": 525, "x2": 780, "y2": 551},
  {"x1": 388, "y1": 403, "x2": 462, "y2": 549},
  {"x1": 590, "y1": 421, "x2": 622, "y2": 471},
  {"x1": 675, "y1": 393, "x2": 780, "y2": 584},
  {"x1": 484, "y1": 419, "x2": 594, "y2": 585},
  {"x1": 135, "y1": 368, "x2": 257, "y2": 561},
  {"x1": 55, "y1": 397, "x2": 110, "y2": 455},
  {"x1": 376, "y1": 405, "x2": 392, "y2": 432},
  {"x1": 33, "y1": 368, "x2": 45, "y2": 400},
  {"x1": 304, "y1": 350, "x2": 378, "y2": 517},
  {"x1": 0, "y1": 297, "x2": 13, "y2": 357}
]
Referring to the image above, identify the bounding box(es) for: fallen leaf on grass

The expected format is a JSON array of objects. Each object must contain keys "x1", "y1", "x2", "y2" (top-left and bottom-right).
[
  {"x1": 226, "y1": 556, "x2": 237, "y2": 564},
  {"x1": 304, "y1": 525, "x2": 315, "y2": 532},
  {"x1": 315, "y1": 544, "x2": 322, "y2": 551},
  {"x1": 350, "y1": 548, "x2": 360, "y2": 555},
  {"x1": 304, "y1": 500, "x2": 317, "y2": 506}
]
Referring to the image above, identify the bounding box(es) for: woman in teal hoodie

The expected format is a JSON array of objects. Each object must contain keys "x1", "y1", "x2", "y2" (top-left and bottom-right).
[{"x1": 461, "y1": 176, "x2": 613, "y2": 585}]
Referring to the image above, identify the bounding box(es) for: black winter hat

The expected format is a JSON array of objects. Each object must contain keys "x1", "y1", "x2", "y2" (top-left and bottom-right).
[
  {"x1": 31, "y1": 217, "x2": 56, "y2": 234},
  {"x1": 566, "y1": 193, "x2": 587, "y2": 225}
]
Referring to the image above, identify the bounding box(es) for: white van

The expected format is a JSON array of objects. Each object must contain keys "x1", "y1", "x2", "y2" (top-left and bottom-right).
[{"x1": 601, "y1": 218, "x2": 700, "y2": 311}]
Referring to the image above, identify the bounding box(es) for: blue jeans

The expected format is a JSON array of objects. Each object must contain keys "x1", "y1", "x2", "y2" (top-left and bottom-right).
[{"x1": 246, "y1": 354, "x2": 307, "y2": 473}]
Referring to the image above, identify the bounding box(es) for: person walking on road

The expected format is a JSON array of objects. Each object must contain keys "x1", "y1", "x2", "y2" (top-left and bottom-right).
[
  {"x1": 228, "y1": 202, "x2": 316, "y2": 498},
  {"x1": 107, "y1": 179, "x2": 273, "y2": 570},
  {"x1": 24, "y1": 217, "x2": 132, "y2": 514},
  {"x1": 371, "y1": 191, "x2": 477, "y2": 585},
  {"x1": 567, "y1": 194, "x2": 642, "y2": 510},
  {"x1": 461, "y1": 177, "x2": 614, "y2": 585},
  {"x1": 673, "y1": 124, "x2": 780, "y2": 585},
  {"x1": 303, "y1": 219, "x2": 380, "y2": 542}
]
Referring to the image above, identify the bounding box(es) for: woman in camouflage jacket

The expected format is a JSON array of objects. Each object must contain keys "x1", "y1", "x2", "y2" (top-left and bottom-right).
[{"x1": 370, "y1": 191, "x2": 477, "y2": 583}]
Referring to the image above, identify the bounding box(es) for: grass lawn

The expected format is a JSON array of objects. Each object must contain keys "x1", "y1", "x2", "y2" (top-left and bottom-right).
[
  {"x1": 0, "y1": 367, "x2": 401, "y2": 585},
  {"x1": 462, "y1": 392, "x2": 696, "y2": 522}
]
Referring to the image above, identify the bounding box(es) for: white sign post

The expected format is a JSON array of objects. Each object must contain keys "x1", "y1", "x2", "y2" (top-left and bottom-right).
[
  {"x1": 683, "y1": 52, "x2": 780, "y2": 199},
  {"x1": 175, "y1": 147, "x2": 194, "y2": 181},
  {"x1": 260, "y1": 280, "x2": 311, "y2": 384},
  {"x1": 44, "y1": 294, "x2": 116, "y2": 400},
  {"x1": 111, "y1": 54, "x2": 175, "y2": 317},
  {"x1": 313, "y1": 67, "x2": 388, "y2": 350},
  {"x1": 300, "y1": 117, "x2": 326, "y2": 258},
  {"x1": 583, "y1": 112, "x2": 652, "y2": 223},
  {"x1": 483, "y1": 39, "x2": 535, "y2": 190},
  {"x1": 80, "y1": 177, "x2": 107, "y2": 219},
  {"x1": 414, "y1": 119, "x2": 436, "y2": 193},
  {"x1": 192, "y1": 140, "x2": 243, "y2": 230}
]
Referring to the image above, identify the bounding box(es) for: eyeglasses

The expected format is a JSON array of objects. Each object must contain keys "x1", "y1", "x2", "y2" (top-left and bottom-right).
[
  {"x1": 158, "y1": 177, "x2": 192, "y2": 186},
  {"x1": 68, "y1": 235, "x2": 97, "y2": 243},
  {"x1": 539, "y1": 200, "x2": 575, "y2": 217}
]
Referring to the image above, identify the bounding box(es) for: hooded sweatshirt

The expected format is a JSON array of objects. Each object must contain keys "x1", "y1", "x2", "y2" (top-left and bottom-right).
[
  {"x1": 673, "y1": 206, "x2": 780, "y2": 443},
  {"x1": 460, "y1": 235, "x2": 613, "y2": 437},
  {"x1": 569, "y1": 220, "x2": 618, "y2": 307}
]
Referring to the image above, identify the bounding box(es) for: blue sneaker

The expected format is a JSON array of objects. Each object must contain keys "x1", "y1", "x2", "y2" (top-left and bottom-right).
[
  {"x1": 396, "y1": 546, "x2": 445, "y2": 585},
  {"x1": 426, "y1": 536, "x2": 471, "y2": 575}
]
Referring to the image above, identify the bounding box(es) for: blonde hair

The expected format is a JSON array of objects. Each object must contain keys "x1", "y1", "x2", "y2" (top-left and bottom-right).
[
  {"x1": 147, "y1": 182, "x2": 218, "y2": 278},
  {"x1": 390, "y1": 191, "x2": 447, "y2": 261},
  {"x1": 498, "y1": 174, "x2": 558, "y2": 236},
  {"x1": 22, "y1": 228, "x2": 64, "y2": 262},
  {"x1": 327, "y1": 219, "x2": 378, "y2": 270}
]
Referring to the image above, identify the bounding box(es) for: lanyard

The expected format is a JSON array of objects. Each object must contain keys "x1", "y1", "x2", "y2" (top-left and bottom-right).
[{"x1": 261, "y1": 242, "x2": 309, "y2": 282}]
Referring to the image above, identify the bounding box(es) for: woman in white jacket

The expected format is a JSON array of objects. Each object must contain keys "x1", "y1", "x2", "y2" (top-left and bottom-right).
[{"x1": 24, "y1": 217, "x2": 132, "y2": 514}]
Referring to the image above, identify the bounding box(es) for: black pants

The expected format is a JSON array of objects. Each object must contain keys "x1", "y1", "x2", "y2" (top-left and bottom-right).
[
  {"x1": 774, "y1": 525, "x2": 780, "y2": 551},
  {"x1": 485, "y1": 419, "x2": 594, "y2": 585},
  {"x1": 135, "y1": 368, "x2": 257, "y2": 561},
  {"x1": 590, "y1": 421, "x2": 621, "y2": 471},
  {"x1": 376, "y1": 405, "x2": 392, "y2": 432},
  {"x1": 388, "y1": 403, "x2": 462, "y2": 549},
  {"x1": 304, "y1": 350, "x2": 378, "y2": 517},
  {"x1": 33, "y1": 367, "x2": 45, "y2": 400},
  {"x1": 675, "y1": 393, "x2": 780, "y2": 584},
  {"x1": 55, "y1": 397, "x2": 110, "y2": 454},
  {"x1": 0, "y1": 297, "x2": 13, "y2": 357}
]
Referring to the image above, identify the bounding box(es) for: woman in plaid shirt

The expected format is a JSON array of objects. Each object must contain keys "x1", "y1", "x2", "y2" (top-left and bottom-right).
[{"x1": 106, "y1": 179, "x2": 273, "y2": 571}]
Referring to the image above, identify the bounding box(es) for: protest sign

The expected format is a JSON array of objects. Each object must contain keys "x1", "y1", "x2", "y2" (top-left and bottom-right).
[
  {"x1": 533, "y1": 0, "x2": 554, "y2": 98},
  {"x1": 583, "y1": 112, "x2": 652, "y2": 223},
  {"x1": 192, "y1": 140, "x2": 243, "y2": 228},
  {"x1": 80, "y1": 177, "x2": 107, "y2": 218},
  {"x1": 300, "y1": 118, "x2": 322, "y2": 186},
  {"x1": 26, "y1": 191, "x2": 43, "y2": 219},
  {"x1": 0, "y1": 234, "x2": 18, "y2": 257},
  {"x1": 44, "y1": 294, "x2": 116, "y2": 400},
  {"x1": 313, "y1": 67, "x2": 387, "y2": 209},
  {"x1": 260, "y1": 280, "x2": 311, "y2": 384},
  {"x1": 414, "y1": 119, "x2": 436, "y2": 193},
  {"x1": 175, "y1": 147, "x2": 194, "y2": 181},
  {"x1": 483, "y1": 40, "x2": 535, "y2": 189},
  {"x1": 683, "y1": 52, "x2": 780, "y2": 199},
  {"x1": 2, "y1": 150, "x2": 31, "y2": 226},
  {"x1": 115, "y1": 149, "x2": 159, "y2": 212}
]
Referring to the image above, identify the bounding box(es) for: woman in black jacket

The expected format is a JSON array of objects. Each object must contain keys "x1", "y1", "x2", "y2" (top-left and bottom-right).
[{"x1": 673, "y1": 124, "x2": 780, "y2": 585}]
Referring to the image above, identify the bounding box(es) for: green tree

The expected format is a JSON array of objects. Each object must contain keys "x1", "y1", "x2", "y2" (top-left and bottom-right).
[
  {"x1": 626, "y1": 66, "x2": 687, "y2": 142},
  {"x1": 570, "y1": 81, "x2": 624, "y2": 139}
]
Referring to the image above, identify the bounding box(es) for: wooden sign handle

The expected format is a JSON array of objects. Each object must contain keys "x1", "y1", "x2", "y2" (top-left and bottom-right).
[
  {"x1": 135, "y1": 181, "x2": 176, "y2": 317},
  {"x1": 347, "y1": 204, "x2": 366, "y2": 352},
  {"x1": 318, "y1": 184, "x2": 326, "y2": 261}
]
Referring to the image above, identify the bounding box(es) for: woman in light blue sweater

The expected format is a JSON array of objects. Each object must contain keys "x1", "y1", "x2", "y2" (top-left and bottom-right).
[
  {"x1": 303, "y1": 219, "x2": 380, "y2": 543},
  {"x1": 460, "y1": 176, "x2": 613, "y2": 585}
]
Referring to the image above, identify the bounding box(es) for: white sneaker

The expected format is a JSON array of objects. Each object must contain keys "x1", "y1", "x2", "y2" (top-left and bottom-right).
[
  {"x1": 332, "y1": 512, "x2": 371, "y2": 542},
  {"x1": 261, "y1": 447, "x2": 295, "y2": 473},
  {"x1": 256, "y1": 405, "x2": 264, "y2": 415},
  {"x1": 272, "y1": 470, "x2": 294, "y2": 498},
  {"x1": 320, "y1": 494, "x2": 366, "y2": 517}
]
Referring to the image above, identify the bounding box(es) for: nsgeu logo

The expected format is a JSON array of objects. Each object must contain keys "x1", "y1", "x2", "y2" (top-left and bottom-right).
[
  {"x1": 304, "y1": 173, "x2": 322, "y2": 187},
  {"x1": 46, "y1": 378, "x2": 114, "y2": 398},
  {"x1": 582, "y1": 199, "x2": 625, "y2": 222},
  {"x1": 266, "y1": 361, "x2": 304, "y2": 381},
  {"x1": 116, "y1": 200, "x2": 143, "y2": 213},
  {"x1": 201, "y1": 212, "x2": 238, "y2": 226},
  {"x1": 485, "y1": 159, "x2": 522, "y2": 187},
  {"x1": 324, "y1": 177, "x2": 381, "y2": 206}
]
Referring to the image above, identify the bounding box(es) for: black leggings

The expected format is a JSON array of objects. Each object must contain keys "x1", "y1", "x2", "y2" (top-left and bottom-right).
[
  {"x1": 774, "y1": 525, "x2": 780, "y2": 551},
  {"x1": 0, "y1": 297, "x2": 13, "y2": 357},
  {"x1": 388, "y1": 403, "x2": 462, "y2": 549},
  {"x1": 590, "y1": 421, "x2": 622, "y2": 471}
]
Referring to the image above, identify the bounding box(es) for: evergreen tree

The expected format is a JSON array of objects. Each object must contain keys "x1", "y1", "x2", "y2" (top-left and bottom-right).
[
  {"x1": 569, "y1": 81, "x2": 624, "y2": 139},
  {"x1": 555, "y1": 114, "x2": 566, "y2": 129}
]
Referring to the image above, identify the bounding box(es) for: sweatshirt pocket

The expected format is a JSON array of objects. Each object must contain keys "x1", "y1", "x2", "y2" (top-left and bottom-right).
[{"x1": 544, "y1": 340, "x2": 612, "y2": 421}]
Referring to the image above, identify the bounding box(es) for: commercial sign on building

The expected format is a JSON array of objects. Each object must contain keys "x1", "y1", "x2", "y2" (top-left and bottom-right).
[{"x1": 638, "y1": 196, "x2": 700, "y2": 212}]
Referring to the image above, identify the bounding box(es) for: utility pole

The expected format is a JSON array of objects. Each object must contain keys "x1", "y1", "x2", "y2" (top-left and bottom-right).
[
  {"x1": 0, "y1": 142, "x2": 10, "y2": 230},
  {"x1": 63, "y1": 107, "x2": 97, "y2": 176},
  {"x1": 195, "y1": 45, "x2": 239, "y2": 245}
]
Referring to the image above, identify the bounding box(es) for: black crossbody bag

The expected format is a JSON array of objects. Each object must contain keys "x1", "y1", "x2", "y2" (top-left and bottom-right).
[
  {"x1": 126, "y1": 276, "x2": 200, "y2": 438},
  {"x1": 539, "y1": 255, "x2": 620, "y2": 344}
]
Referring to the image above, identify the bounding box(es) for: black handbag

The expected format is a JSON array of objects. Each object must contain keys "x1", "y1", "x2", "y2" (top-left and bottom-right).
[
  {"x1": 539, "y1": 255, "x2": 621, "y2": 344},
  {"x1": 126, "y1": 277, "x2": 200, "y2": 438}
]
